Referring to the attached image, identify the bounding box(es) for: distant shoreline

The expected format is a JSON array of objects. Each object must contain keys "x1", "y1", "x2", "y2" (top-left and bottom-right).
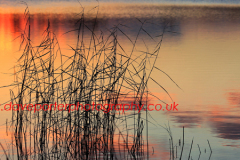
[
  {"x1": 1, "y1": 1, "x2": 240, "y2": 14},
  {"x1": 1, "y1": 2, "x2": 240, "y2": 21}
]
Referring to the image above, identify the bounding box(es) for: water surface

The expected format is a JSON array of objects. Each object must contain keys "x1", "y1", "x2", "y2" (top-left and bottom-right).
[{"x1": 0, "y1": 1, "x2": 240, "y2": 159}]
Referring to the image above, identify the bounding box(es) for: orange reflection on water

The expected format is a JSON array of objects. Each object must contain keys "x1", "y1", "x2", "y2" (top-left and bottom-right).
[{"x1": 0, "y1": 14, "x2": 14, "y2": 52}]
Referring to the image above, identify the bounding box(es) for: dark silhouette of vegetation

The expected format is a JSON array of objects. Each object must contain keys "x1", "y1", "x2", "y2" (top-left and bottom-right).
[{"x1": 0, "y1": 3, "x2": 212, "y2": 160}]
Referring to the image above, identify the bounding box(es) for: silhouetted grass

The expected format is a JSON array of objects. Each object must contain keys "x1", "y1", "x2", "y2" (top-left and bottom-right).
[{"x1": 0, "y1": 3, "x2": 212, "y2": 160}]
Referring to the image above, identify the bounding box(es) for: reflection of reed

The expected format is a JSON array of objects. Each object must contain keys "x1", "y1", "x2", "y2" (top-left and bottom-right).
[{"x1": 1, "y1": 4, "x2": 208, "y2": 160}]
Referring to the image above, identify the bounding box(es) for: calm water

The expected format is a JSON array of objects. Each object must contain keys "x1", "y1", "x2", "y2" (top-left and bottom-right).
[{"x1": 1, "y1": 1, "x2": 240, "y2": 159}]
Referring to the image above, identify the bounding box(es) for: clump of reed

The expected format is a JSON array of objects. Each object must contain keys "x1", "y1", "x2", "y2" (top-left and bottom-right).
[{"x1": 0, "y1": 3, "x2": 212, "y2": 160}]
